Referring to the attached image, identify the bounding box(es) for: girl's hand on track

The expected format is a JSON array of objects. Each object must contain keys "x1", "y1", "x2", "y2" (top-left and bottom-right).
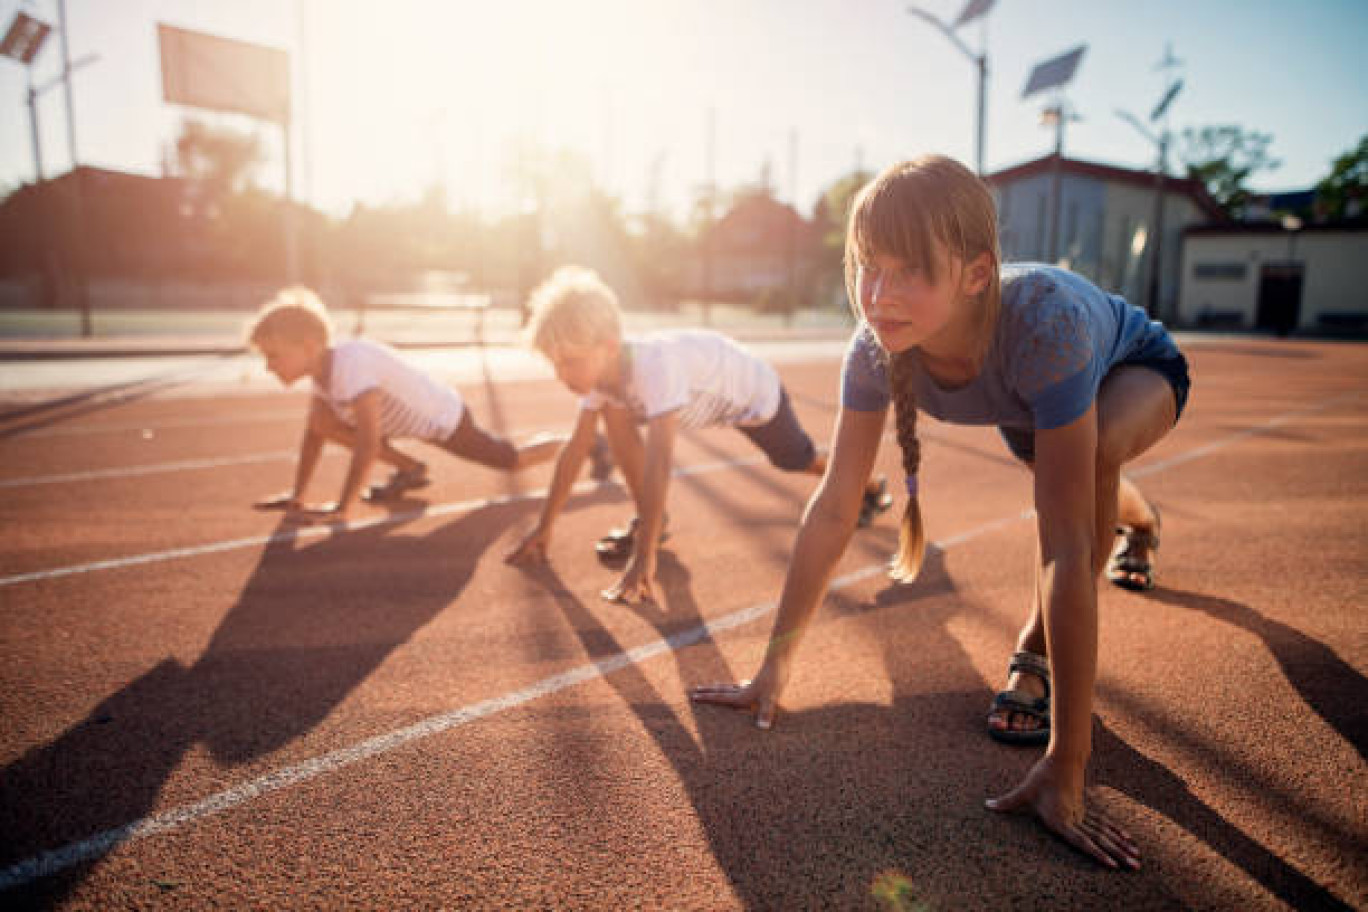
[
  {"x1": 986, "y1": 755, "x2": 1141, "y2": 870},
  {"x1": 689, "y1": 663, "x2": 787, "y2": 730}
]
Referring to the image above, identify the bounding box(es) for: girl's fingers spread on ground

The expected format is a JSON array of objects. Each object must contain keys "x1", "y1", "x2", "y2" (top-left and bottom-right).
[
  {"x1": 1081, "y1": 821, "x2": 1135, "y2": 869},
  {"x1": 687, "y1": 683, "x2": 753, "y2": 707},
  {"x1": 1066, "y1": 826, "x2": 1118, "y2": 869},
  {"x1": 754, "y1": 700, "x2": 778, "y2": 729}
]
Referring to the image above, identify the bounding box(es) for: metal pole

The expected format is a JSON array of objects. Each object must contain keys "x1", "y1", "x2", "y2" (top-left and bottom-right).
[
  {"x1": 975, "y1": 53, "x2": 987, "y2": 175},
  {"x1": 907, "y1": 6, "x2": 990, "y2": 176},
  {"x1": 702, "y1": 106, "x2": 715, "y2": 326},
  {"x1": 1048, "y1": 107, "x2": 1064, "y2": 263},
  {"x1": 283, "y1": 118, "x2": 299, "y2": 281},
  {"x1": 1146, "y1": 134, "x2": 1167, "y2": 318},
  {"x1": 56, "y1": 0, "x2": 90, "y2": 337},
  {"x1": 25, "y1": 72, "x2": 43, "y2": 181},
  {"x1": 57, "y1": 0, "x2": 77, "y2": 163},
  {"x1": 786, "y1": 126, "x2": 798, "y2": 324}
]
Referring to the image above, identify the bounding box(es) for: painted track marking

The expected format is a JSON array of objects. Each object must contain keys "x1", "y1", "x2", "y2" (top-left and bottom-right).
[{"x1": 1, "y1": 393, "x2": 1356, "y2": 889}]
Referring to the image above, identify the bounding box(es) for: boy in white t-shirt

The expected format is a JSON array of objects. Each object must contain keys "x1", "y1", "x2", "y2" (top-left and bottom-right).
[
  {"x1": 506, "y1": 266, "x2": 891, "y2": 603},
  {"x1": 246, "y1": 287, "x2": 564, "y2": 524}
]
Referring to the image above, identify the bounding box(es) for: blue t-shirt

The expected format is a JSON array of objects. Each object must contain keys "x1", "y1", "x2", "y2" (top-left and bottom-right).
[{"x1": 841, "y1": 263, "x2": 1179, "y2": 431}]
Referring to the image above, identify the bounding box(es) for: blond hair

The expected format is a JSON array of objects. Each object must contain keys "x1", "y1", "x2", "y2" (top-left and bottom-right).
[
  {"x1": 524, "y1": 266, "x2": 623, "y2": 355},
  {"x1": 245, "y1": 286, "x2": 333, "y2": 349},
  {"x1": 843, "y1": 155, "x2": 1002, "y2": 583}
]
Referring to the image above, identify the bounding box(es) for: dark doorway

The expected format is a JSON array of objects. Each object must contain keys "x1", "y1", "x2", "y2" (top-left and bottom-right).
[{"x1": 1256, "y1": 261, "x2": 1303, "y2": 336}]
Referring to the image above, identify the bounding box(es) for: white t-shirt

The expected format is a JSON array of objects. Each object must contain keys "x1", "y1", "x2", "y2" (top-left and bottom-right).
[
  {"x1": 581, "y1": 330, "x2": 781, "y2": 430},
  {"x1": 314, "y1": 338, "x2": 465, "y2": 441}
]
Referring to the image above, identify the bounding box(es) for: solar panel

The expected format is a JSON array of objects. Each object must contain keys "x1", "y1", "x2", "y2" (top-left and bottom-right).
[
  {"x1": 0, "y1": 12, "x2": 51, "y2": 66},
  {"x1": 952, "y1": 0, "x2": 996, "y2": 30},
  {"x1": 1022, "y1": 45, "x2": 1087, "y2": 98}
]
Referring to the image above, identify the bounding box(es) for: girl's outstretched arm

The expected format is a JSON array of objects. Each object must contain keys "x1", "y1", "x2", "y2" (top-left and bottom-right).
[
  {"x1": 689, "y1": 404, "x2": 887, "y2": 728},
  {"x1": 986, "y1": 404, "x2": 1141, "y2": 870}
]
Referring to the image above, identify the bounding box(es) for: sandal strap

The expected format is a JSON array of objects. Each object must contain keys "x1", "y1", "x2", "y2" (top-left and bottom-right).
[
  {"x1": 990, "y1": 689, "x2": 1049, "y2": 719},
  {"x1": 1111, "y1": 554, "x2": 1153, "y2": 574},
  {"x1": 1114, "y1": 524, "x2": 1160, "y2": 551},
  {"x1": 1007, "y1": 650, "x2": 1051, "y2": 698}
]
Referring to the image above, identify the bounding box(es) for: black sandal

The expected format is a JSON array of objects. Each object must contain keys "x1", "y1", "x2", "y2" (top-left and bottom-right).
[
  {"x1": 362, "y1": 465, "x2": 430, "y2": 502},
  {"x1": 988, "y1": 650, "x2": 1051, "y2": 746},
  {"x1": 1107, "y1": 508, "x2": 1161, "y2": 591},
  {"x1": 594, "y1": 516, "x2": 669, "y2": 563}
]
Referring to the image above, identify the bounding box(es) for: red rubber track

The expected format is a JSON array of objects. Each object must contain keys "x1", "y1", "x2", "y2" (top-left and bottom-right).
[{"x1": 0, "y1": 338, "x2": 1364, "y2": 910}]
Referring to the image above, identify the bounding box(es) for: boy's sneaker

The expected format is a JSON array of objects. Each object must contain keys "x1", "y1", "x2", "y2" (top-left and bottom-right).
[
  {"x1": 858, "y1": 476, "x2": 894, "y2": 528},
  {"x1": 363, "y1": 465, "x2": 430, "y2": 502}
]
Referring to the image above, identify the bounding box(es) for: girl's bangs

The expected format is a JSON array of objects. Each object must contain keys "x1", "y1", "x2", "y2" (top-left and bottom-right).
[{"x1": 852, "y1": 175, "x2": 947, "y2": 279}]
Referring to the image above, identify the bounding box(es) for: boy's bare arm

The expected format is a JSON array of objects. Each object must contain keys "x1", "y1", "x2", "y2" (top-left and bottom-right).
[
  {"x1": 292, "y1": 399, "x2": 327, "y2": 497},
  {"x1": 331, "y1": 390, "x2": 383, "y2": 515},
  {"x1": 602, "y1": 410, "x2": 677, "y2": 603},
  {"x1": 505, "y1": 406, "x2": 598, "y2": 561},
  {"x1": 295, "y1": 390, "x2": 381, "y2": 522},
  {"x1": 256, "y1": 398, "x2": 325, "y2": 509}
]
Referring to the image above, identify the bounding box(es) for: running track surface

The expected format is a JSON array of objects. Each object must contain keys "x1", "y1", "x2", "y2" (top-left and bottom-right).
[{"x1": 1, "y1": 338, "x2": 1364, "y2": 911}]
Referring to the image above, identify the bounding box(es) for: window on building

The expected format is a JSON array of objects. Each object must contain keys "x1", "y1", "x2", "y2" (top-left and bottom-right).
[{"x1": 1193, "y1": 261, "x2": 1248, "y2": 281}]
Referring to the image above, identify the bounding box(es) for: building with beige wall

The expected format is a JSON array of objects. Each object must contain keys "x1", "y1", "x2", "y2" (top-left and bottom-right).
[{"x1": 1180, "y1": 225, "x2": 1368, "y2": 334}]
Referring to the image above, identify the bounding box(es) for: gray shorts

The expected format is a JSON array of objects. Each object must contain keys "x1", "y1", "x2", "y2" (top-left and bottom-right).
[
  {"x1": 438, "y1": 408, "x2": 518, "y2": 470},
  {"x1": 738, "y1": 386, "x2": 817, "y2": 472},
  {"x1": 1000, "y1": 351, "x2": 1191, "y2": 465}
]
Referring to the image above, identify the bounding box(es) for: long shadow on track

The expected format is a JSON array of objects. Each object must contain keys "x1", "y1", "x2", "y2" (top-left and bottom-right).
[
  {"x1": 520, "y1": 547, "x2": 1355, "y2": 909},
  {"x1": 0, "y1": 497, "x2": 542, "y2": 906},
  {"x1": 1147, "y1": 585, "x2": 1368, "y2": 763},
  {"x1": 0, "y1": 355, "x2": 236, "y2": 440}
]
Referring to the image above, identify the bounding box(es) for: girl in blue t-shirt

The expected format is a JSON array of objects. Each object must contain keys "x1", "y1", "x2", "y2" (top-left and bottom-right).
[{"x1": 690, "y1": 155, "x2": 1190, "y2": 870}]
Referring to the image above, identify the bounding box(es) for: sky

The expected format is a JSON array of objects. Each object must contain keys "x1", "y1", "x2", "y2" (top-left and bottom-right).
[{"x1": 2, "y1": 0, "x2": 1365, "y2": 221}]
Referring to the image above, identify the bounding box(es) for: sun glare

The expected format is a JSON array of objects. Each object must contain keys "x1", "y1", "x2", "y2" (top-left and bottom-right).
[{"x1": 312, "y1": 0, "x2": 673, "y2": 216}]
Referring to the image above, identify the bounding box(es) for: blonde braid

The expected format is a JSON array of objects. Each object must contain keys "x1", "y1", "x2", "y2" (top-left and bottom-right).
[{"x1": 888, "y1": 350, "x2": 925, "y2": 582}]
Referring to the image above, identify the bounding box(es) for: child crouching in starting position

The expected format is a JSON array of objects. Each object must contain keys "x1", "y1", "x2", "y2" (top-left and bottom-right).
[
  {"x1": 246, "y1": 287, "x2": 564, "y2": 524},
  {"x1": 505, "y1": 266, "x2": 892, "y2": 602},
  {"x1": 690, "y1": 155, "x2": 1191, "y2": 869}
]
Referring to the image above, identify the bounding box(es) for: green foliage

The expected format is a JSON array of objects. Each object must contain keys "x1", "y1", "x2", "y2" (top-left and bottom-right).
[
  {"x1": 1178, "y1": 125, "x2": 1280, "y2": 219},
  {"x1": 1178, "y1": 125, "x2": 1280, "y2": 217},
  {"x1": 1314, "y1": 133, "x2": 1367, "y2": 221},
  {"x1": 810, "y1": 168, "x2": 873, "y2": 308}
]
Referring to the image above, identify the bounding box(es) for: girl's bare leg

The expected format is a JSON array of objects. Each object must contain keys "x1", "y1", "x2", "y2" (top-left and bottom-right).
[{"x1": 989, "y1": 366, "x2": 1176, "y2": 736}]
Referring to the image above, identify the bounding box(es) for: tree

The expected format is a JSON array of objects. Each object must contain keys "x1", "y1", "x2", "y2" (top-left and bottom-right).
[
  {"x1": 1177, "y1": 125, "x2": 1280, "y2": 220},
  {"x1": 174, "y1": 118, "x2": 265, "y2": 196},
  {"x1": 1314, "y1": 133, "x2": 1367, "y2": 221},
  {"x1": 810, "y1": 169, "x2": 873, "y2": 309}
]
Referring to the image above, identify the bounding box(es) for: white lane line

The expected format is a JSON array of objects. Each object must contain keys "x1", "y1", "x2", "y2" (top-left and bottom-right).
[
  {"x1": 0, "y1": 515, "x2": 976, "y2": 893},
  {"x1": 0, "y1": 424, "x2": 569, "y2": 489},
  {"x1": 0, "y1": 451, "x2": 298, "y2": 488},
  {"x1": 0, "y1": 393, "x2": 1355, "y2": 889},
  {"x1": 0, "y1": 455, "x2": 767, "y2": 589},
  {"x1": 18, "y1": 409, "x2": 302, "y2": 439}
]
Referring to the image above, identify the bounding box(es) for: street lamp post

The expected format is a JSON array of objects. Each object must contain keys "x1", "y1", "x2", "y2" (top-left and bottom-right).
[
  {"x1": 1116, "y1": 109, "x2": 1169, "y2": 317},
  {"x1": 905, "y1": 0, "x2": 994, "y2": 175},
  {"x1": 1116, "y1": 56, "x2": 1183, "y2": 320},
  {"x1": 1022, "y1": 45, "x2": 1087, "y2": 265}
]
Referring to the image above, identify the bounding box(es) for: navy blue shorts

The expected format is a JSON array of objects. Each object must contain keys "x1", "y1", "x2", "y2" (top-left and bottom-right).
[
  {"x1": 739, "y1": 386, "x2": 817, "y2": 472},
  {"x1": 1000, "y1": 351, "x2": 1191, "y2": 465}
]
